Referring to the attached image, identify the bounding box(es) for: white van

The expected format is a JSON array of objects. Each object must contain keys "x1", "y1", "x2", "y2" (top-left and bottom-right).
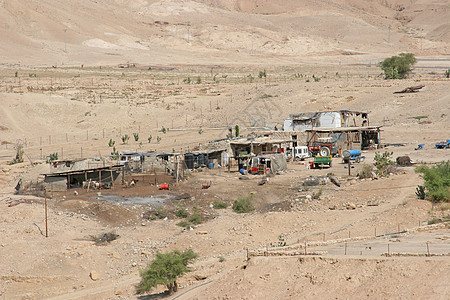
[{"x1": 293, "y1": 146, "x2": 310, "y2": 160}]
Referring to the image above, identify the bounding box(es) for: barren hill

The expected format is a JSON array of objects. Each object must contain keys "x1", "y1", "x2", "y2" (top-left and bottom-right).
[{"x1": 0, "y1": 0, "x2": 448, "y2": 65}]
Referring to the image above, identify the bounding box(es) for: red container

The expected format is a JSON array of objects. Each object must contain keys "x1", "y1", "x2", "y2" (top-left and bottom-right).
[{"x1": 160, "y1": 184, "x2": 169, "y2": 190}]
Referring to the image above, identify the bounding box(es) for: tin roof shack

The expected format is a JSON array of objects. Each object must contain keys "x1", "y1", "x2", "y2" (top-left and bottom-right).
[
  {"x1": 229, "y1": 137, "x2": 288, "y2": 157},
  {"x1": 306, "y1": 126, "x2": 382, "y2": 151},
  {"x1": 230, "y1": 137, "x2": 289, "y2": 171},
  {"x1": 118, "y1": 151, "x2": 185, "y2": 181},
  {"x1": 43, "y1": 165, "x2": 124, "y2": 191},
  {"x1": 247, "y1": 153, "x2": 287, "y2": 175},
  {"x1": 50, "y1": 159, "x2": 89, "y2": 173},
  {"x1": 284, "y1": 110, "x2": 369, "y2": 131},
  {"x1": 184, "y1": 149, "x2": 228, "y2": 169}
]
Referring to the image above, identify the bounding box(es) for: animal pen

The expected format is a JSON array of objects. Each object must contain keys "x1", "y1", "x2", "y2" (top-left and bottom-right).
[{"x1": 43, "y1": 165, "x2": 125, "y2": 191}]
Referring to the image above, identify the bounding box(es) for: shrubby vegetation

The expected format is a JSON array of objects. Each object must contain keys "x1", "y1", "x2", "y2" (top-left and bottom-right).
[
  {"x1": 380, "y1": 53, "x2": 416, "y2": 79},
  {"x1": 232, "y1": 194, "x2": 255, "y2": 213},
  {"x1": 136, "y1": 249, "x2": 198, "y2": 295},
  {"x1": 373, "y1": 151, "x2": 394, "y2": 177},
  {"x1": 415, "y1": 161, "x2": 450, "y2": 203}
]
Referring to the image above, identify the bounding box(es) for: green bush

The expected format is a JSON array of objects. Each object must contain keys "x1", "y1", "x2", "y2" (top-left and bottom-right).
[
  {"x1": 121, "y1": 134, "x2": 130, "y2": 144},
  {"x1": 133, "y1": 133, "x2": 139, "y2": 142},
  {"x1": 155, "y1": 207, "x2": 168, "y2": 219},
  {"x1": 232, "y1": 194, "x2": 255, "y2": 213},
  {"x1": 188, "y1": 214, "x2": 202, "y2": 225},
  {"x1": 415, "y1": 161, "x2": 450, "y2": 203},
  {"x1": 415, "y1": 185, "x2": 426, "y2": 200},
  {"x1": 110, "y1": 146, "x2": 119, "y2": 159},
  {"x1": 380, "y1": 53, "x2": 416, "y2": 79},
  {"x1": 374, "y1": 151, "x2": 394, "y2": 177},
  {"x1": 12, "y1": 144, "x2": 24, "y2": 164},
  {"x1": 213, "y1": 201, "x2": 228, "y2": 209},
  {"x1": 108, "y1": 139, "x2": 115, "y2": 147},
  {"x1": 175, "y1": 209, "x2": 189, "y2": 218},
  {"x1": 136, "y1": 249, "x2": 198, "y2": 295},
  {"x1": 176, "y1": 221, "x2": 191, "y2": 228}
]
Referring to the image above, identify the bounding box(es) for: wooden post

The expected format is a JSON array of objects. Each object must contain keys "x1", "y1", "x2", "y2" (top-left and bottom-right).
[
  {"x1": 387, "y1": 244, "x2": 390, "y2": 257},
  {"x1": 348, "y1": 159, "x2": 351, "y2": 176},
  {"x1": 67, "y1": 174, "x2": 70, "y2": 190},
  {"x1": 426, "y1": 242, "x2": 430, "y2": 256},
  {"x1": 44, "y1": 190, "x2": 48, "y2": 238},
  {"x1": 304, "y1": 241, "x2": 307, "y2": 255},
  {"x1": 99, "y1": 170, "x2": 102, "y2": 187},
  {"x1": 344, "y1": 243, "x2": 347, "y2": 255},
  {"x1": 122, "y1": 167, "x2": 125, "y2": 184}
]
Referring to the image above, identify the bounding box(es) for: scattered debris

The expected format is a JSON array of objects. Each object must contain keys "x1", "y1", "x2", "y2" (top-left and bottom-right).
[
  {"x1": 90, "y1": 232, "x2": 120, "y2": 245},
  {"x1": 329, "y1": 176, "x2": 341, "y2": 187},
  {"x1": 415, "y1": 144, "x2": 424, "y2": 150},
  {"x1": 89, "y1": 271, "x2": 100, "y2": 281},
  {"x1": 394, "y1": 85, "x2": 424, "y2": 94},
  {"x1": 202, "y1": 181, "x2": 211, "y2": 189},
  {"x1": 435, "y1": 139, "x2": 450, "y2": 149}
]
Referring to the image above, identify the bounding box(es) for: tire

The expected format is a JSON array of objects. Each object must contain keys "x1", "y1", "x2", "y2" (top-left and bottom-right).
[{"x1": 320, "y1": 147, "x2": 331, "y2": 156}]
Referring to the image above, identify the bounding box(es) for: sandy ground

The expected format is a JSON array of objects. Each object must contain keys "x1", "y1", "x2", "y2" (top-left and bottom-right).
[{"x1": 1, "y1": 1, "x2": 450, "y2": 299}]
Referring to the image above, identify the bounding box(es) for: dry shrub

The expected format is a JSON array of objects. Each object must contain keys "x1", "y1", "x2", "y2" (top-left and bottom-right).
[{"x1": 359, "y1": 164, "x2": 373, "y2": 179}]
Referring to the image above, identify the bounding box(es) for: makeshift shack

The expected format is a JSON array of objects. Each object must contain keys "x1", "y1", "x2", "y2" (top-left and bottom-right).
[
  {"x1": 306, "y1": 126, "x2": 382, "y2": 150},
  {"x1": 43, "y1": 165, "x2": 124, "y2": 191}
]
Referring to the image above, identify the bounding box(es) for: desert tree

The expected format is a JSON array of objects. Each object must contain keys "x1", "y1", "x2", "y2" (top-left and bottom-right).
[
  {"x1": 136, "y1": 249, "x2": 198, "y2": 295},
  {"x1": 380, "y1": 53, "x2": 416, "y2": 79}
]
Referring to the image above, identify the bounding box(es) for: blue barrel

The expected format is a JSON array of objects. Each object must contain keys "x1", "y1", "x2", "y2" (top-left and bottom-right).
[
  {"x1": 209, "y1": 162, "x2": 214, "y2": 169},
  {"x1": 239, "y1": 168, "x2": 247, "y2": 175},
  {"x1": 343, "y1": 149, "x2": 361, "y2": 158}
]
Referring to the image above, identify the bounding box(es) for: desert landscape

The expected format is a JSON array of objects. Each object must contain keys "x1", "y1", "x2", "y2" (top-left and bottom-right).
[{"x1": 0, "y1": 0, "x2": 449, "y2": 299}]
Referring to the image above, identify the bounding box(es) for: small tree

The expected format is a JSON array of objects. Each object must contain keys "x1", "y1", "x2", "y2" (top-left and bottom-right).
[
  {"x1": 48, "y1": 152, "x2": 58, "y2": 162},
  {"x1": 12, "y1": 144, "x2": 24, "y2": 164},
  {"x1": 133, "y1": 133, "x2": 139, "y2": 142},
  {"x1": 380, "y1": 53, "x2": 416, "y2": 79},
  {"x1": 373, "y1": 151, "x2": 394, "y2": 177},
  {"x1": 121, "y1": 134, "x2": 130, "y2": 144},
  {"x1": 108, "y1": 139, "x2": 115, "y2": 147},
  {"x1": 234, "y1": 125, "x2": 240, "y2": 138},
  {"x1": 110, "y1": 146, "x2": 119, "y2": 159},
  {"x1": 136, "y1": 249, "x2": 198, "y2": 295},
  {"x1": 258, "y1": 69, "x2": 267, "y2": 83},
  {"x1": 148, "y1": 135, "x2": 152, "y2": 143}
]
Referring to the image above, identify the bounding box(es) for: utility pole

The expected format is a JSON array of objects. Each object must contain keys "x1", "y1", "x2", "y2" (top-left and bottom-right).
[
  {"x1": 63, "y1": 29, "x2": 67, "y2": 53},
  {"x1": 187, "y1": 21, "x2": 191, "y2": 43},
  {"x1": 388, "y1": 25, "x2": 391, "y2": 43}
]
